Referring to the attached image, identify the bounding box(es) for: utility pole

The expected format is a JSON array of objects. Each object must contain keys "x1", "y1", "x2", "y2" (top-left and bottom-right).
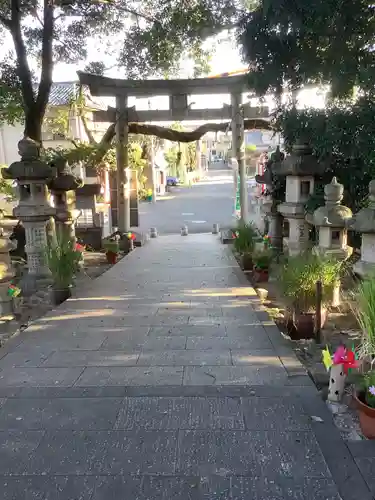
[{"x1": 231, "y1": 91, "x2": 248, "y2": 223}]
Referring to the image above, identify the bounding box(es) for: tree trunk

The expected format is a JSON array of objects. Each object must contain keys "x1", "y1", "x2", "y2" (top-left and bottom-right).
[{"x1": 24, "y1": 109, "x2": 43, "y2": 144}]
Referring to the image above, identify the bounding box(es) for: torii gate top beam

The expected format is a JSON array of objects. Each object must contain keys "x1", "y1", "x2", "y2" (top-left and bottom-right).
[{"x1": 77, "y1": 71, "x2": 247, "y2": 97}]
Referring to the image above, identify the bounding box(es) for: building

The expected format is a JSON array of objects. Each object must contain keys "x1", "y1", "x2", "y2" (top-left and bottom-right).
[{"x1": 0, "y1": 82, "x2": 107, "y2": 166}]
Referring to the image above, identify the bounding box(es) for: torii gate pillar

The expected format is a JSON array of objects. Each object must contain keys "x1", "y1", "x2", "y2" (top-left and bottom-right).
[
  {"x1": 115, "y1": 95, "x2": 131, "y2": 232},
  {"x1": 231, "y1": 91, "x2": 248, "y2": 223}
]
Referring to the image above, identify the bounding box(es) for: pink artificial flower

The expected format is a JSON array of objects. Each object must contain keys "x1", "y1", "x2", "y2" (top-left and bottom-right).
[{"x1": 333, "y1": 345, "x2": 346, "y2": 365}]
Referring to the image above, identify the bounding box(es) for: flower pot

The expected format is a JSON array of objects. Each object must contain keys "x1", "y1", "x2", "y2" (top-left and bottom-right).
[
  {"x1": 290, "y1": 309, "x2": 327, "y2": 340},
  {"x1": 253, "y1": 267, "x2": 269, "y2": 283},
  {"x1": 354, "y1": 392, "x2": 375, "y2": 439},
  {"x1": 241, "y1": 254, "x2": 254, "y2": 271},
  {"x1": 106, "y1": 251, "x2": 118, "y2": 264},
  {"x1": 50, "y1": 287, "x2": 71, "y2": 306}
]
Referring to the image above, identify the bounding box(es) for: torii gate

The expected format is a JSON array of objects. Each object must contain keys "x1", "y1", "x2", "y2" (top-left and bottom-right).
[{"x1": 77, "y1": 71, "x2": 270, "y2": 232}]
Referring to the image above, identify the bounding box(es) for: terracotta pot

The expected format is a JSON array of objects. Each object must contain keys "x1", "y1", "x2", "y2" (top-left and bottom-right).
[
  {"x1": 241, "y1": 254, "x2": 254, "y2": 271},
  {"x1": 106, "y1": 251, "x2": 118, "y2": 264},
  {"x1": 291, "y1": 309, "x2": 327, "y2": 340},
  {"x1": 354, "y1": 392, "x2": 375, "y2": 439},
  {"x1": 253, "y1": 268, "x2": 269, "y2": 283}
]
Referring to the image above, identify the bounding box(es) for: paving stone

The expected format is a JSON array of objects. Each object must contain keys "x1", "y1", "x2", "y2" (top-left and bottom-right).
[
  {"x1": 100, "y1": 327, "x2": 150, "y2": 350},
  {"x1": 25, "y1": 430, "x2": 107, "y2": 474},
  {"x1": 140, "y1": 475, "x2": 230, "y2": 500},
  {"x1": 183, "y1": 366, "x2": 288, "y2": 386},
  {"x1": 91, "y1": 475, "x2": 142, "y2": 499},
  {"x1": 115, "y1": 396, "x2": 244, "y2": 430},
  {"x1": 149, "y1": 326, "x2": 228, "y2": 337},
  {"x1": 176, "y1": 430, "x2": 331, "y2": 478},
  {"x1": 231, "y1": 350, "x2": 285, "y2": 368},
  {"x1": 186, "y1": 336, "x2": 272, "y2": 351},
  {"x1": 16, "y1": 332, "x2": 108, "y2": 351},
  {"x1": 0, "y1": 430, "x2": 45, "y2": 474},
  {"x1": 0, "y1": 350, "x2": 54, "y2": 368},
  {"x1": 142, "y1": 336, "x2": 187, "y2": 350},
  {"x1": 241, "y1": 397, "x2": 311, "y2": 430},
  {"x1": 0, "y1": 397, "x2": 123, "y2": 430},
  {"x1": 0, "y1": 367, "x2": 84, "y2": 387},
  {"x1": 0, "y1": 476, "x2": 96, "y2": 500},
  {"x1": 75, "y1": 366, "x2": 184, "y2": 386},
  {"x1": 99, "y1": 430, "x2": 178, "y2": 475},
  {"x1": 137, "y1": 350, "x2": 231, "y2": 366},
  {"x1": 354, "y1": 457, "x2": 375, "y2": 494},
  {"x1": 230, "y1": 477, "x2": 341, "y2": 500},
  {"x1": 44, "y1": 350, "x2": 140, "y2": 367}
]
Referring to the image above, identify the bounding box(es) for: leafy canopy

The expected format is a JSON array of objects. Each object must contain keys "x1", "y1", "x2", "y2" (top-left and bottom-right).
[{"x1": 239, "y1": 0, "x2": 375, "y2": 98}]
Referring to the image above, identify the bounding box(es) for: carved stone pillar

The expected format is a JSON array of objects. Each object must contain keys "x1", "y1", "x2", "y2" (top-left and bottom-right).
[
  {"x1": 116, "y1": 95, "x2": 130, "y2": 232},
  {"x1": 48, "y1": 159, "x2": 82, "y2": 243},
  {"x1": 350, "y1": 180, "x2": 375, "y2": 277},
  {"x1": 231, "y1": 91, "x2": 248, "y2": 223},
  {"x1": 3, "y1": 138, "x2": 56, "y2": 281}
]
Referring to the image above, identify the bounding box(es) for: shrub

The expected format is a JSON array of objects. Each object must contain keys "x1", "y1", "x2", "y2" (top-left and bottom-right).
[
  {"x1": 278, "y1": 252, "x2": 342, "y2": 312},
  {"x1": 233, "y1": 222, "x2": 258, "y2": 254}
]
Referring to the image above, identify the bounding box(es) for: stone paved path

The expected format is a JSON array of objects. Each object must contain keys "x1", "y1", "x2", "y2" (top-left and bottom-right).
[{"x1": 0, "y1": 235, "x2": 371, "y2": 499}]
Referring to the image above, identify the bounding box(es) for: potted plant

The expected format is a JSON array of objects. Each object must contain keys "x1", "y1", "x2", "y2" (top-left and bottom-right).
[
  {"x1": 253, "y1": 250, "x2": 272, "y2": 282},
  {"x1": 103, "y1": 239, "x2": 120, "y2": 264},
  {"x1": 46, "y1": 238, "x2": 81, "y2": 305},
  {"x1": 233, "y1": 222, "x2": 257, "y2": 271},
  {"x1": 352, "y1": 276, "x2": 375, "y2": 366},
  {"x1": 278, "y1": 252, "x2": 342, "y2": 339},
  {"x1": 354, "y1": 371, "x2": 375, "y2": 439}
]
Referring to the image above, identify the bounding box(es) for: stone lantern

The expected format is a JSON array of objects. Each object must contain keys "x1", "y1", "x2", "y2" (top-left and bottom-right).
[
  {"x1": 3, "y1": 138, "x2": 56, "y2": 282},
  {"x1": 309, "y1": 177, "x2": 353, "y2": 260},
  {"x1": 255, "y1": 147, "x2": 285, "y2": 253},
  {"x1": 48, "y1": 159, "x2": 83, "y2": 243},
  {"x1": 277, "y1": 142, "x2": 324, "y2": 255},
  {"x1": 350, "y1": 180, "x2": 375, "y2": 277}
]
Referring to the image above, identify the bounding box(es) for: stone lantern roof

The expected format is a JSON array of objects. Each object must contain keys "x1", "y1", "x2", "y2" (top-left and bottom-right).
[
  {"x1": 350, "y1": 180, "x2": 375, "y2": 233},
  {"x1": 312, "y1": 177, "x2": 352, "y2": 227},
  {"x1": 274, "y1": 141, "x2": 326, "y2": 177}
]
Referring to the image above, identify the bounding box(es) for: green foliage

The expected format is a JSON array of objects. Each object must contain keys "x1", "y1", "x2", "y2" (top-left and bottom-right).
[
  {"x1": 0, "y1": 63, "x2": 24, "y2": 125},
  {"x1": 253, "y1": 249, "x2": 272, "y2": 270},
  {"x1": 357, "y1": 371, "x2": 375, "y2": 408},
  {"x1": 102, "y1": 239, "x2": 120, "y2": 253},
  {"x1": 353, "y1": 277, "x2": 375, "y2": 359},
  {"x1": 233, "y1": 222, "x2": 258, "y2": 254},
  {"x1": 45, "y1": 237, "x2": 81, "y2": 289},
  {"x1": 275, "y1": 101, "x2": 375, "y2": 212},
  {"x1": 0, "y1": 165, "x2": 16, "y2": 200},
  {"x1": 239, "y1": 0, "x2": 375, "y2": 99},
  {"x1": 277, "y1": 252, "x2": 342, "y2": 312}
]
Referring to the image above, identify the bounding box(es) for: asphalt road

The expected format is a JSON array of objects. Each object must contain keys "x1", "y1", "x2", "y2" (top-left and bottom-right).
[{"x1": 138, "y1": 162, "x2": 235, "y2": 235}]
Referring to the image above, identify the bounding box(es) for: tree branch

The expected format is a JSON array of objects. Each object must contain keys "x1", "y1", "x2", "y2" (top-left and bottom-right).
[
  {"x1": 35, "y1": 0, "x2": 55, "y2": 118},
  {"x1": 10, "y1": 0, "x2": 35, "y2": 111}
]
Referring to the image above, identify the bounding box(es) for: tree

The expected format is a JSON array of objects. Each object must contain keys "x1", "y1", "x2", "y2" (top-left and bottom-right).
[
  {"x1": 239, "y1": 0, "x2": 375, "y2": 99},
  {"x1": 0, "y1": 0, "x2": 250, "y2": 144},
  {"x1": 0, "y1": 63, "x2": 24, "y2": 124}
]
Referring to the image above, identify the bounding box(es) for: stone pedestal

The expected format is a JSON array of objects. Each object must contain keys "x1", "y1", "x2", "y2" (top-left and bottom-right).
[
  {"x1": 350, "y1": 180, "x2": 375, "y2": 277},
  {"x1": 3, "y1": 138, "x2": 56, "y2": 284}
]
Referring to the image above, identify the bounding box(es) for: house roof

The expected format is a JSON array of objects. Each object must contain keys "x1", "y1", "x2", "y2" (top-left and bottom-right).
[{"x1": 46, "y1": 82, "x2": 107, "y2": 109}]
